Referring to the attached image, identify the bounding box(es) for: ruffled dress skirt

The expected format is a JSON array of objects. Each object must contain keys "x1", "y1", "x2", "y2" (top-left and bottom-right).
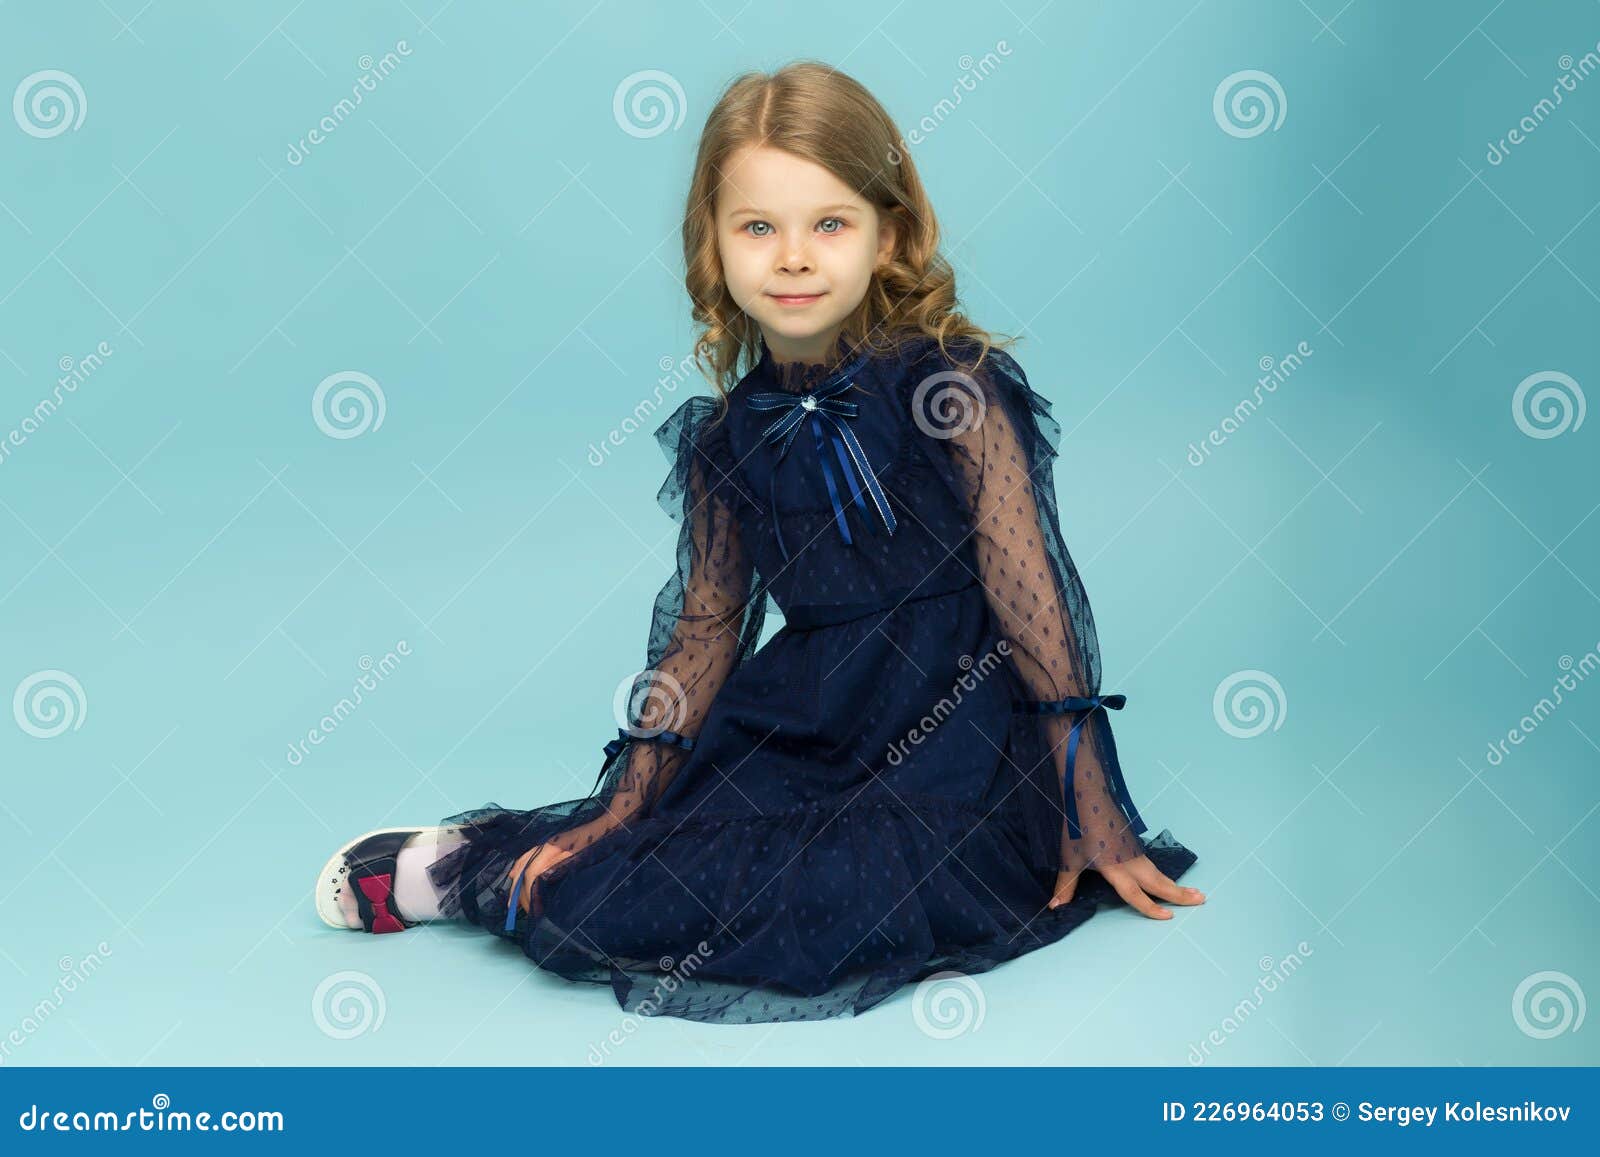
[{"x1": 427, "y1": 577, "x2": 1197, "y2": 1024}]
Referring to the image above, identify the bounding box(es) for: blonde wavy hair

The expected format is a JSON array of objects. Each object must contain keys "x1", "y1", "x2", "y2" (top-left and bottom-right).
[{"x1": 681, "y1": 60, "x2": 1015, "y2": 415}]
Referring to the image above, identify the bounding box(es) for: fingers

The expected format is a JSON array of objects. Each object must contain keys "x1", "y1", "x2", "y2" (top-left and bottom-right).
[
  {"x1": 508, "y1": 844, "x2": 571, "y2": 915},
  {"x1": 1106, "y1": 869, "x2": 1172, "y2": 919},
  {"x1": 1130, "y1": 858, "x2": 1206, "y2": 906},
  {"x1": 1094, "y1": 856, "x2": 1207, "y2": 919},
  {"x1": 1047, "y1": 868, "x2": 1079, "y2": 910},
  {"x1": 520, "y1": 845, "x2": 547, "y2": 914},
  {"x1": 506, "y1": 847, "x2": 539, "y2": 915}
]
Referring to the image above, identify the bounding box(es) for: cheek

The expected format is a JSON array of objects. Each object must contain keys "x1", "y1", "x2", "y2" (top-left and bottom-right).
[
  {"x1": 830, "y1": 235, "x2": 877, "y2": 280},
  {"x1": 716, "y1": 242, "x2": 758, "y2": 298}
]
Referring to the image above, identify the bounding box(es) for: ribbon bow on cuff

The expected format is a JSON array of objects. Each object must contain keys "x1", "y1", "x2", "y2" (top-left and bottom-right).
[
  {"x1": 746, "y1": 350, "x2": 898, "y2": 562},
  {"x1": 585, "y1": 725, "x2": 697, "y2": 804},
  {"x1": 1014, "y1": 693, "x2": 1139, "y2": 840},
  {"x1": 356, "y1": 872, "x2": 407, "y2": 934},
  {"x1": 506, "y1": 725, "x2": 700, "y2": 933},
  {"x1": 601, "y1": 725, "x2": 696, "y2": 762}
]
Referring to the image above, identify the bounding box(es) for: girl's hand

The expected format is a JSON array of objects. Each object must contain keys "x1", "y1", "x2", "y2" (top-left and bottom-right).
[
  {"x1": 505, "y1": 843, "x2": 575, "y2": 916},
  {"x1": 1048, "y1": 854, "x2": 1205, "y2": 919}
]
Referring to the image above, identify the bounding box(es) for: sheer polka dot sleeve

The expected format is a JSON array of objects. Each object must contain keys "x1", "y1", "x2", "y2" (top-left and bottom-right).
[
  {"x1": 542, "y1": 397, "x2": 767, "y2": 863},
  {"x1": 910, "y1": 343, "x2": 1150, "y2": 877}
]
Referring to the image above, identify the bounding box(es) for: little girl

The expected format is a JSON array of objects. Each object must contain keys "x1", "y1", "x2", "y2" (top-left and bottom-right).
[{"x1": 313, "y1": 60, "x2": 1203, "y2": 1024}]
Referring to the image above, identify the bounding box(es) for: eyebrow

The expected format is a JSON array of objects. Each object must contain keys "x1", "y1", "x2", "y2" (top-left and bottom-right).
[{"x1": 725, "y1": 202, "x2": 860, "y2": 218}]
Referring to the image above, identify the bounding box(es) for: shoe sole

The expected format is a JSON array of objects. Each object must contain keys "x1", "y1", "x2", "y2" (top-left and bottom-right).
[{"x1": 313, "y1": 826, "x2": 429, "y2": 930}]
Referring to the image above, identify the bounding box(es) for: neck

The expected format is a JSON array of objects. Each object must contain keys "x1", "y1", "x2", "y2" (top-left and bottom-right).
[
  {"x1": 757, "y1": 331, "x2": 859, "y2": 394},
  {"x1": 762, "y1": 326, "x2": 845, "y2": 365}
]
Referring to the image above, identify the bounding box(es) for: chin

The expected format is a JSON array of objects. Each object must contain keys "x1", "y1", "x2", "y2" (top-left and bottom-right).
[{"x1": 761, "y1": 312, "x2": 842, "y2": 341}]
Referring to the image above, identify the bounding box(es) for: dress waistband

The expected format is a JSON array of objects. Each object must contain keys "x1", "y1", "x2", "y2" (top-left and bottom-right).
[{"x1": 781, "y1": 576, "x2": 980, "y2": 631}]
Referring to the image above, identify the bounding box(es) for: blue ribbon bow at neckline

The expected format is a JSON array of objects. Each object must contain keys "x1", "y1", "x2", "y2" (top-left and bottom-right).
[{"x1": 745, "y1": 348, "x2": 898, "y2": 562}]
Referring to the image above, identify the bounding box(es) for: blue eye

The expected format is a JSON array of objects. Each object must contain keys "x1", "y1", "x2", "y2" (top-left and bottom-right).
[{"x1": 740, "y1": 217, "x2": 847, "y2": 237}]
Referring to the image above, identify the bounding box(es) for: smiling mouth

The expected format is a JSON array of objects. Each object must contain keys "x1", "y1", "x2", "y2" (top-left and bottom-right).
[{"x1": 768, "y1": 291, "x2": 826, "y2": 305}]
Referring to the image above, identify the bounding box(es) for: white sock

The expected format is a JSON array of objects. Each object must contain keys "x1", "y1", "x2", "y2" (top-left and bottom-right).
[
  {"x1": 333, "y1": 827, "x2": 468, "y2": 926},
  {"x1": 392, "y1": 827, "x2": 468, "y2": 921}
]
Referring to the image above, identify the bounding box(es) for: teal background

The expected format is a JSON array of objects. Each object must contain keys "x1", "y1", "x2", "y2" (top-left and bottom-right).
[{"x1": 1, "y1": 0, "x2": 1596, "y2": 1065}]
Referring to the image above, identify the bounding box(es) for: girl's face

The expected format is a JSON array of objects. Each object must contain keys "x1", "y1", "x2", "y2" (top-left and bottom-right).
[{"x1": 713, "y1": 144, "x2": 898, "y2": 364}]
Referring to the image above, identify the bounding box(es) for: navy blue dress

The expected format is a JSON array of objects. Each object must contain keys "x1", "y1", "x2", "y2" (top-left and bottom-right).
[{"x1": 429, "y1": 330, "x2": 1197, "y2": 1022}]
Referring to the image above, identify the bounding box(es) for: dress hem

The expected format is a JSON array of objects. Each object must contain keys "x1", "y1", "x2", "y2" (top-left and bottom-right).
[{"x1": 433, "y1": 787, "x2": 1198, "y2": 1025}]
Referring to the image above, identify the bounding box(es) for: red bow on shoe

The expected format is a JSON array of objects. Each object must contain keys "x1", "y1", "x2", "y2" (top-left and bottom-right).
[{"x1": 357, "y1": 872, "x2": 407, "y2": 933}]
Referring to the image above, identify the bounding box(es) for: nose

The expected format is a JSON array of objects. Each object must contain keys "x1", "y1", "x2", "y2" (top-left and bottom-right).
[{"x1": 776, "y1": 232, "x2": 813, "y2": 275}]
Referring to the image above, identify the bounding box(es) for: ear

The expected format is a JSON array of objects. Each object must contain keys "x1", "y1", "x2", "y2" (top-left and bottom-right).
[{"x1": 876, "y1": 210, "x2": 900, "y2": 268}]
